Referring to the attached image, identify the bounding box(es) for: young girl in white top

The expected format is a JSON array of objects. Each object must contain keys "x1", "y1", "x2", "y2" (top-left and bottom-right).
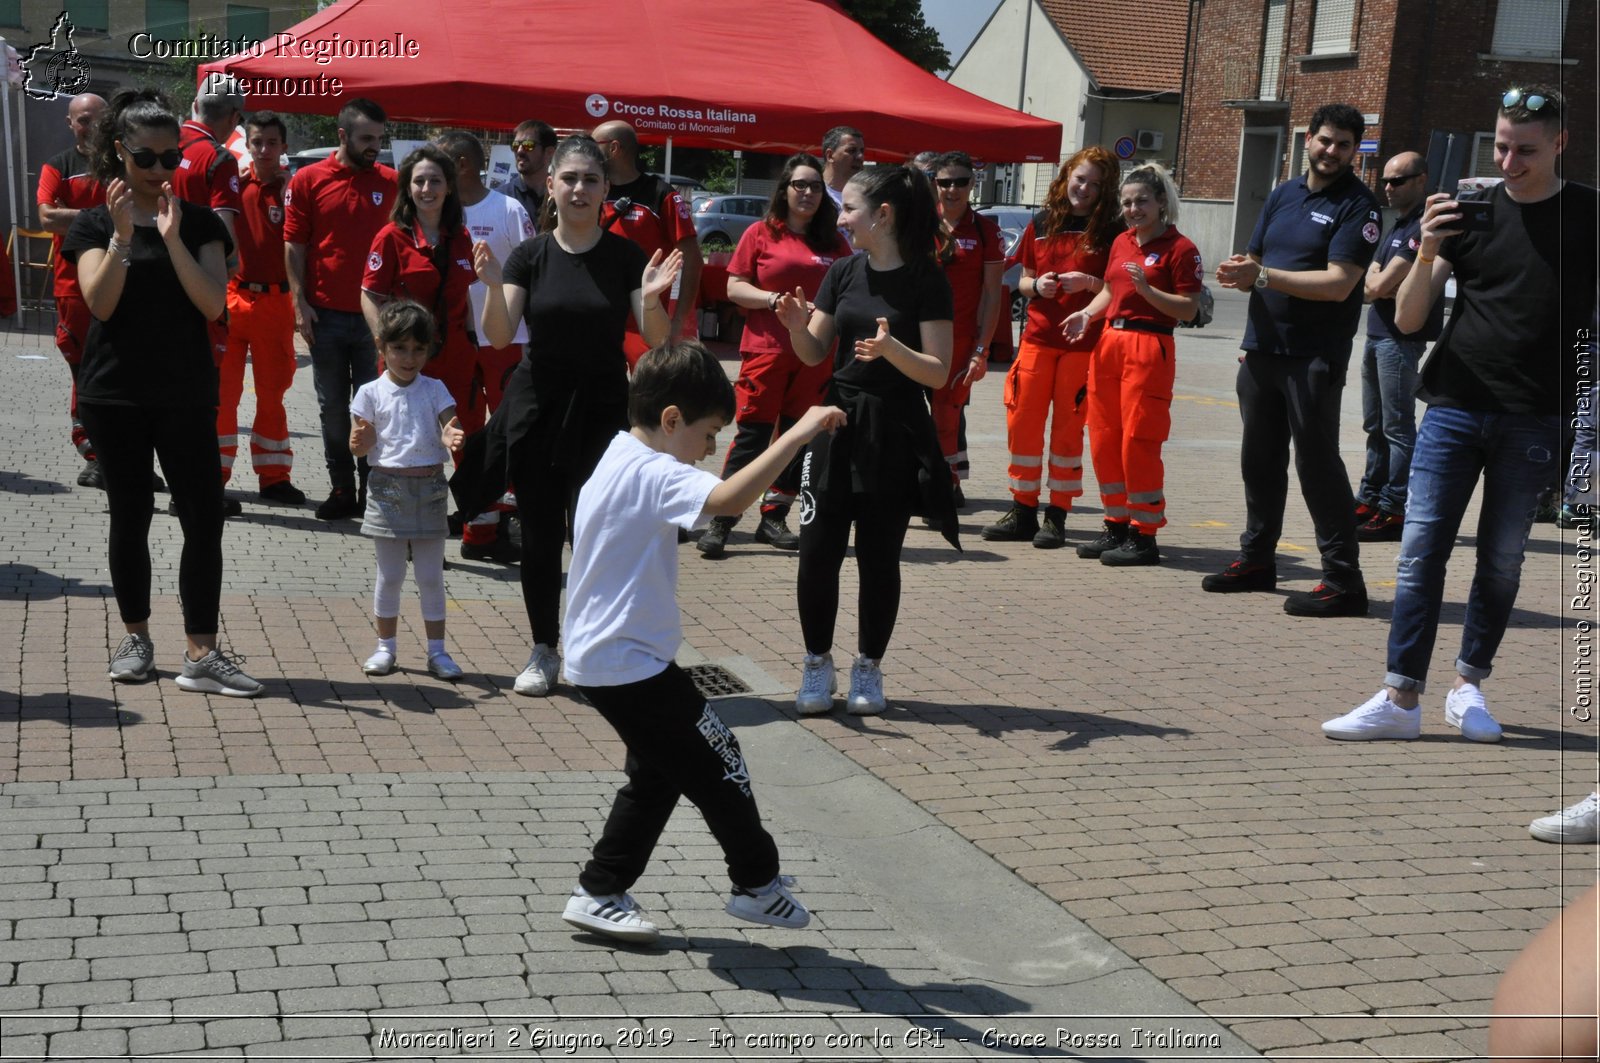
[{"x1": 350, "y1": 300, "x2": 468, "y2": 680}]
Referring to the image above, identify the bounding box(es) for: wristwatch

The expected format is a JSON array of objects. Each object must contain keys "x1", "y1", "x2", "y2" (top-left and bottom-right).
[
  {"x1": 1253, "y1": 266, "x2": 1270, "y2": 290},
  {"x1": 974, "y1": 345, "x2": 987, "y2": 358}
]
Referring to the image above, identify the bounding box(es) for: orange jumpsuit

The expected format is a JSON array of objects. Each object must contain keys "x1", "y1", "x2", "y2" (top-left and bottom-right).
[
  {"x1": 1086, "y1": 226, "x2": 1204, "y2": 533},
  {"x1": 218, "y1": 167, "x2": 297, "y2": 487},
  {"x1": 1003, "y1": 218, "x2": 1108, "y2": 509}
]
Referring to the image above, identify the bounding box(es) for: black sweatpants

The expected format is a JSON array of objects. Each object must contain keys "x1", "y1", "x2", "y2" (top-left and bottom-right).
[
  {"x1": 577, "y1": 664, "x2": 779, "y2": 895},
  {"x1": 720, "y1": 416, "x2": 805, "y2": 518},
  {"x1": 1235, "y1": 351, "x2": 1362, "y2": 590},
  {"x1": 796, "y1": 489, "x2": 913, "y2": 660},
  {"x1": 78, "y1": 402, "x2": 224, "y2": 634}
]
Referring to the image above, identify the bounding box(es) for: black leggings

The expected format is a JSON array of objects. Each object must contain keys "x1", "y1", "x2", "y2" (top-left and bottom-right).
[
  {"x1": 796, "y1": 490, "x2": 913, "y2": 660},
  {"x1": 514, "y1": 459, "x2": 577, "y2": 647},
  {"x1": 78, "y1": 402, "x2": 224, "y2": 635},
  {"x1": 578, "y1": 664, "x2": 779, "y2": 894}
]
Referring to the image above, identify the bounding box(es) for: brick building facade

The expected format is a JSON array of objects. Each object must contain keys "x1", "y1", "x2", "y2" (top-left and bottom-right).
[{"x1": 1173, "y1": 0, "x2": 1595, "y2": 264}]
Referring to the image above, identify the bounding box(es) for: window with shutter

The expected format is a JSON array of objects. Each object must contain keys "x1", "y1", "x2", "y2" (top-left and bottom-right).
[
  {"x1": 1291, "y1": 127, "x2": 1310, "y2": 176},
  {"x1": 1310, "y1": 0, "x2": 1356, "y2": 54},
  {"x1": 1471, "y1": 132, "x2": 1497, "y2": 177},
  {"x1": 1259, "y1": 0, "x2": 1287, "y2": 98},
  {"x1": 1491, "y1": 0, "x2": 1568, "y2": 56}
]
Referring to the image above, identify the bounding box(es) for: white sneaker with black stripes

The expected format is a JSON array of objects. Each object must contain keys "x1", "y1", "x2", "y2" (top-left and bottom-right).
[
  {"x1": 561, "y1": 888, "x2": 659, "y2": 944},
  {"x1": 726, "y1": 875, "x2": 810, "y2": 929}
]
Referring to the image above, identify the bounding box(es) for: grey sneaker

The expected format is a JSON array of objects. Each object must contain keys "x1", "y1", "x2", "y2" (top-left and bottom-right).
[
  {"x1": 175, "y1": 648, "x2": 264, "y2": 698},
  {"x1": 514, "y1": 644, "x2": 559, "y2": 696},
  {"x1": 108, "y1": 633, "x2": 155, "y2": 683}
]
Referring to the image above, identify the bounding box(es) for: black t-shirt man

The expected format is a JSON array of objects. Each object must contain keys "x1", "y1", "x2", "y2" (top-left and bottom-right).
[
  {"x1": 1420, "y1": 181, "x2": 1599, "y2": 414},
  {"x1": 61, "y1": 201, "x2": 232, "y2": 408}
]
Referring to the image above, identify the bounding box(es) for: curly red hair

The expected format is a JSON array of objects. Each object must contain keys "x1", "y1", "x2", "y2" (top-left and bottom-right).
[{"x1": 1037, "y1": 147, "x2": 1122, "y2": 253}]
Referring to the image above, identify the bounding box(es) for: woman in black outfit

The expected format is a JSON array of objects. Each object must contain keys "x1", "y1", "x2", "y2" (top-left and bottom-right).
[
  {"x1": 466, "y1": 136, "x2": 680, "y2": 698},
  {"x1": 65, "y1": 89, "x2": 262, "y2": 697},
  {"x1": 775, "y1": 165, "x2": 955, "y2": 717}
]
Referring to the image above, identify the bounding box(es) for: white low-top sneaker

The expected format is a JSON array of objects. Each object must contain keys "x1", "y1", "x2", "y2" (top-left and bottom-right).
[
  {"x1": 1322, "y1": 690, "x2": 1421, "y2": 740},
  {"x1": 514, "y1": 644, "x2": 559, "y2": 696},
  {"x1": 726, "y1": 875, "x2": 810, "y2": 929},
  {"x1": 1529, "y1": 793, "x2": 1600, "y2": 844},
  {"x1": 1444, "y1": 683, "x2": 1502, "y2": 742},
  {"x1": 561, "y1": 888, "x2": 659, "y2": 944}
]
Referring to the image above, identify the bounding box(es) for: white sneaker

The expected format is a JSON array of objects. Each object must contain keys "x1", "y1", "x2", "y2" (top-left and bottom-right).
[
  {"x1": 1322, "y1": 690, "x2": 1421, "y2": 740},
  {"x1": 795, "y1": 653, "x2": 835, "y2": 715},
  {"x1": 1444, "y1": 683, "x2": 1502, "y2": 742},
  {"x1": 726, "y1": 875, "x2": 810, "y2": 929},
  {"x1": 561, "y1": 888, "x2": 659, "y2": 944},
  {"x1": 1529, "y1": 793, "x2": 1600, "y2": 844},
  {"x1": 514, "y1": 644, "x2": 559, "y2": 696},
  {"x1": 846, "y1": 655, "x2": 886, "y2": 716},
  {"x1": 362, "y1": 649, "x2": 396, "y2": 676}
]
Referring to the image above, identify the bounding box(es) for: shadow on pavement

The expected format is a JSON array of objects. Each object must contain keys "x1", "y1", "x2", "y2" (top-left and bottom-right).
[
  {"x1": 283, "y1": 676, "x2": 490, "y2": 715},
  {"x1": 0, "y1": 690, "x2": 141, "y2": 726},
  {"x1": 849, "y1": 699, "x2": 1191, "y2": 753},
  {"x1": 0, "y1": 563, "x2": 109, "y2": 601},
  {"x1": 0, "y1": 469, "x2": 72, "y2": 495}
]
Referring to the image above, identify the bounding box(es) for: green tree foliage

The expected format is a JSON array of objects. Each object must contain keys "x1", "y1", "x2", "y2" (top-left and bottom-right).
[{"x1": 838, "y1": 0, "x2": 951, "y2": 73}]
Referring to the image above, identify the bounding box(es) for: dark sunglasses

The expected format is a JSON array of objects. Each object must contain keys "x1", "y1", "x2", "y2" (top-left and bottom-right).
[
  {"x1": 1381, "y1": 173, "x2": 1420, "y2": 187},
  {"x1": 786, "y1": 179, "x2": 824, "y2": 193},
  {"x1": 935, "y1": 176, "x2": 972, "y2": 189},
  {"x1": 511, "y1": 139, "x2": 540, "y2": 151},
  {"x1": 119, "y1": 142, "x2": 183, "y2": 170},
  {"x1": 1502, "y1": 87, "x2": 1552, "y2": 113}
]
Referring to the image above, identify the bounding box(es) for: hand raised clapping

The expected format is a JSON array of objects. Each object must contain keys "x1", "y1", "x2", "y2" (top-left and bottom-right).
[
  {"x1": 472, "y1": 240, "x2": 502, "y2": 286},
  {"x1": 641, "y1": 248, "x2": 683, "y2": 305}
]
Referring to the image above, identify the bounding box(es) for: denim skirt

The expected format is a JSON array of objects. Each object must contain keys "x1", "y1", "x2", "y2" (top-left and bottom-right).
[{"x1": 362, "y1": 467, "x2": 449, "y2": 539}]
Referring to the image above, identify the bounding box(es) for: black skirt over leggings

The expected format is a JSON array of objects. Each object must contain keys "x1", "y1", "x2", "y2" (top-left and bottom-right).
[{"x1": 78, "y1": 402, "x2": 224, "y2": 634}]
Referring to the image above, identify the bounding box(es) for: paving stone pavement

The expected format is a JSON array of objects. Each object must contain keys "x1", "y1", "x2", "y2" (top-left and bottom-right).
[{"x1": 0, "y1": 289, "x2": 1595, "y2": 1061}]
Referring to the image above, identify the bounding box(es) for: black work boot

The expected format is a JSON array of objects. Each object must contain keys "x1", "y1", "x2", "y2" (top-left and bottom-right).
[
  {"x1": 1100, "y1": 527, "x2": 1160, "y2": 566},
  {"x1": 1032, "y1": 505, "x2": 1068, "y2": 549},
  {"x1": 980, "y1": 501, "x2": 1040, "y2": 542},
  {"x1": 1076, "y1": 519, "x2": 1128, "y2": 559},
  {"x1": 696, "y1": 516, "x2": 735, "y2": 558},
  {"x1": 754, "y1": 507, "x2": 800, "y2": 550}
]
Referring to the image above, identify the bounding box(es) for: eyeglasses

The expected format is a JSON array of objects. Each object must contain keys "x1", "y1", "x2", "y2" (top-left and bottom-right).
[
  {"x1": 511, "y1": 139, "x2": 541, "y2": 152},
  {"x1": 786, "y1": 179, "x2": 824, "y2": 193},
  {"x1": 1380, "y1": 173, "x2": 1420, "y2": 187},
  {"x1": 1502, "y1": 87, "x2": 1552, "y2": 113},
  {"x1": 119, "y1": 142, "x2": 183, "y2": 170},
  {"x1": 935, "y1": 177, "x2": 972, "y2": 189}
]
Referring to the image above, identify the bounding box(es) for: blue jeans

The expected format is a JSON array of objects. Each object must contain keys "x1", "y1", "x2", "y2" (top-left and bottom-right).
[
  {"x1": 308, "y1": 308, "x2": 378, "y2": 489},
  {"x1": 1384, "y1": 406, "x2": 1560, "y2": 692},
  {"x1": 1358, "y1": 336, "x2": 1422, "y2": 514}
]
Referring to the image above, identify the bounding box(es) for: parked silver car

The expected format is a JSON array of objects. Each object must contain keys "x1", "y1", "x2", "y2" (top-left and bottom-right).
[{"x1": 693, "y1": 194, "x2": 767, "y2": 252}]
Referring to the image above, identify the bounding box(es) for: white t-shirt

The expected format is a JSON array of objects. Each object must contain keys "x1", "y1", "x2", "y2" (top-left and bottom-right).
[
  {"x1": 350, "y1": 373, "x2": 454, "y2": 468},
  {"x1": 563, "y1": 432, "x2": 721, "y2": 687},
  {"x1": 463, "y1": 188, "x2": 534, "y2": 345}
]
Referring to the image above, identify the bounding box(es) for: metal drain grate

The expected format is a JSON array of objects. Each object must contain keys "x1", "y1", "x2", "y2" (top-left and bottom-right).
[{"x1": 684, "y1": 663, "x2": 751, "y2": 697}]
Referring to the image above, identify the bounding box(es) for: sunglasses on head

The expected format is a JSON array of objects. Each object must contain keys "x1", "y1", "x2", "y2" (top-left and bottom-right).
[
  {"x1": 1502, "y1": 87, "x2": 1551, "y2": 113},
  {"x1": 120, "y1": 142, "x2": 183, "y2": 170},
  {"x1": 935, "y1": 176, "x2": 972, "y2": 189},
  {"x1": 1381, "y1": 173, "x2": 1420, "y2": 187},
  {"x1": 786, "y1": 179, "x2": 824, "y2": 193}
]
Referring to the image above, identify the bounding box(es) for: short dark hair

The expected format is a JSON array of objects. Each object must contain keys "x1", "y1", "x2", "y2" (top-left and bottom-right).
[
  {"x1": 434, "y1": 130, "x2": 485, "y2": 172},
  {"x1": 1501, "y1": 84, "x2": 1564, "y2": 132},
  {"x1": 375, "y1": 299, "x2": 436, "y2": 357},
  {"x1": 629, "y1": 341, "x2": 735, "y2": 429},
  {"x1": 246, "y1": 111, "x2": 286, "y2": 143},
  {"x1": 514, "y1": 119, "x2": 557, "y2": 148},
  {"x1": 1308, "y1": 103, "x2": 1364, "y2": 141},
  {"x1": 337, "y1": 98, "x2": 386, "y2": 135},
  {"x1": 822, "y1": 125, "x2": 863, "y2": 155}
]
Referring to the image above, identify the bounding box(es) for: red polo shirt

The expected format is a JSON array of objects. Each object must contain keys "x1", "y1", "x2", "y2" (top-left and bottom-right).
[
  {"x1": 1019, "y1": 218, "x2": 1111, "y2": 351},
  {"x1": 173, "y1": 119, "x2": 242, "y2": 215},
  {"x1": 605, "y1": 172, "x2": 696, "y2": 259},
  {"x1": 36, "y1": 146, "x2": 104, "y2": 298},
  {"x1": 1103, "y1": 226, "x2": 1203, "y2": 328},
  {"x1": 234, "y1": 166, "x2": 288, "y2": 286},
  {"x1": 362, "y1": 220, "x2": 476, "y2": 356},
  {"x1": 727, "y1": 222, "x2": 850, "y2": 355},
  {"x1": 939, "y1": 209, "x2": 1003, "y2": 345},
  {"x1": 284, "y1": 154, "x2": 398, "y2": 313}
]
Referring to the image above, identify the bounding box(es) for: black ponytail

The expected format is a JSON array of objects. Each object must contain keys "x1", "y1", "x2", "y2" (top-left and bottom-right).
[
  {"x1": 91, "y1": 88, "x2": 180, "y2": 184},
  {"x1": 849, "y1": 164, "x2": 939, "y2": 265}
]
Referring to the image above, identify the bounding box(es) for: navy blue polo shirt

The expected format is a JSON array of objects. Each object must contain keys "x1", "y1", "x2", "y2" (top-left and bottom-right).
[
  {"x1": 1366, "y1": 205, "x2": 1444, "y2": 342},
  {"x1": 1243, "y1": 170, "x2": 1381, "y2": 358}
]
